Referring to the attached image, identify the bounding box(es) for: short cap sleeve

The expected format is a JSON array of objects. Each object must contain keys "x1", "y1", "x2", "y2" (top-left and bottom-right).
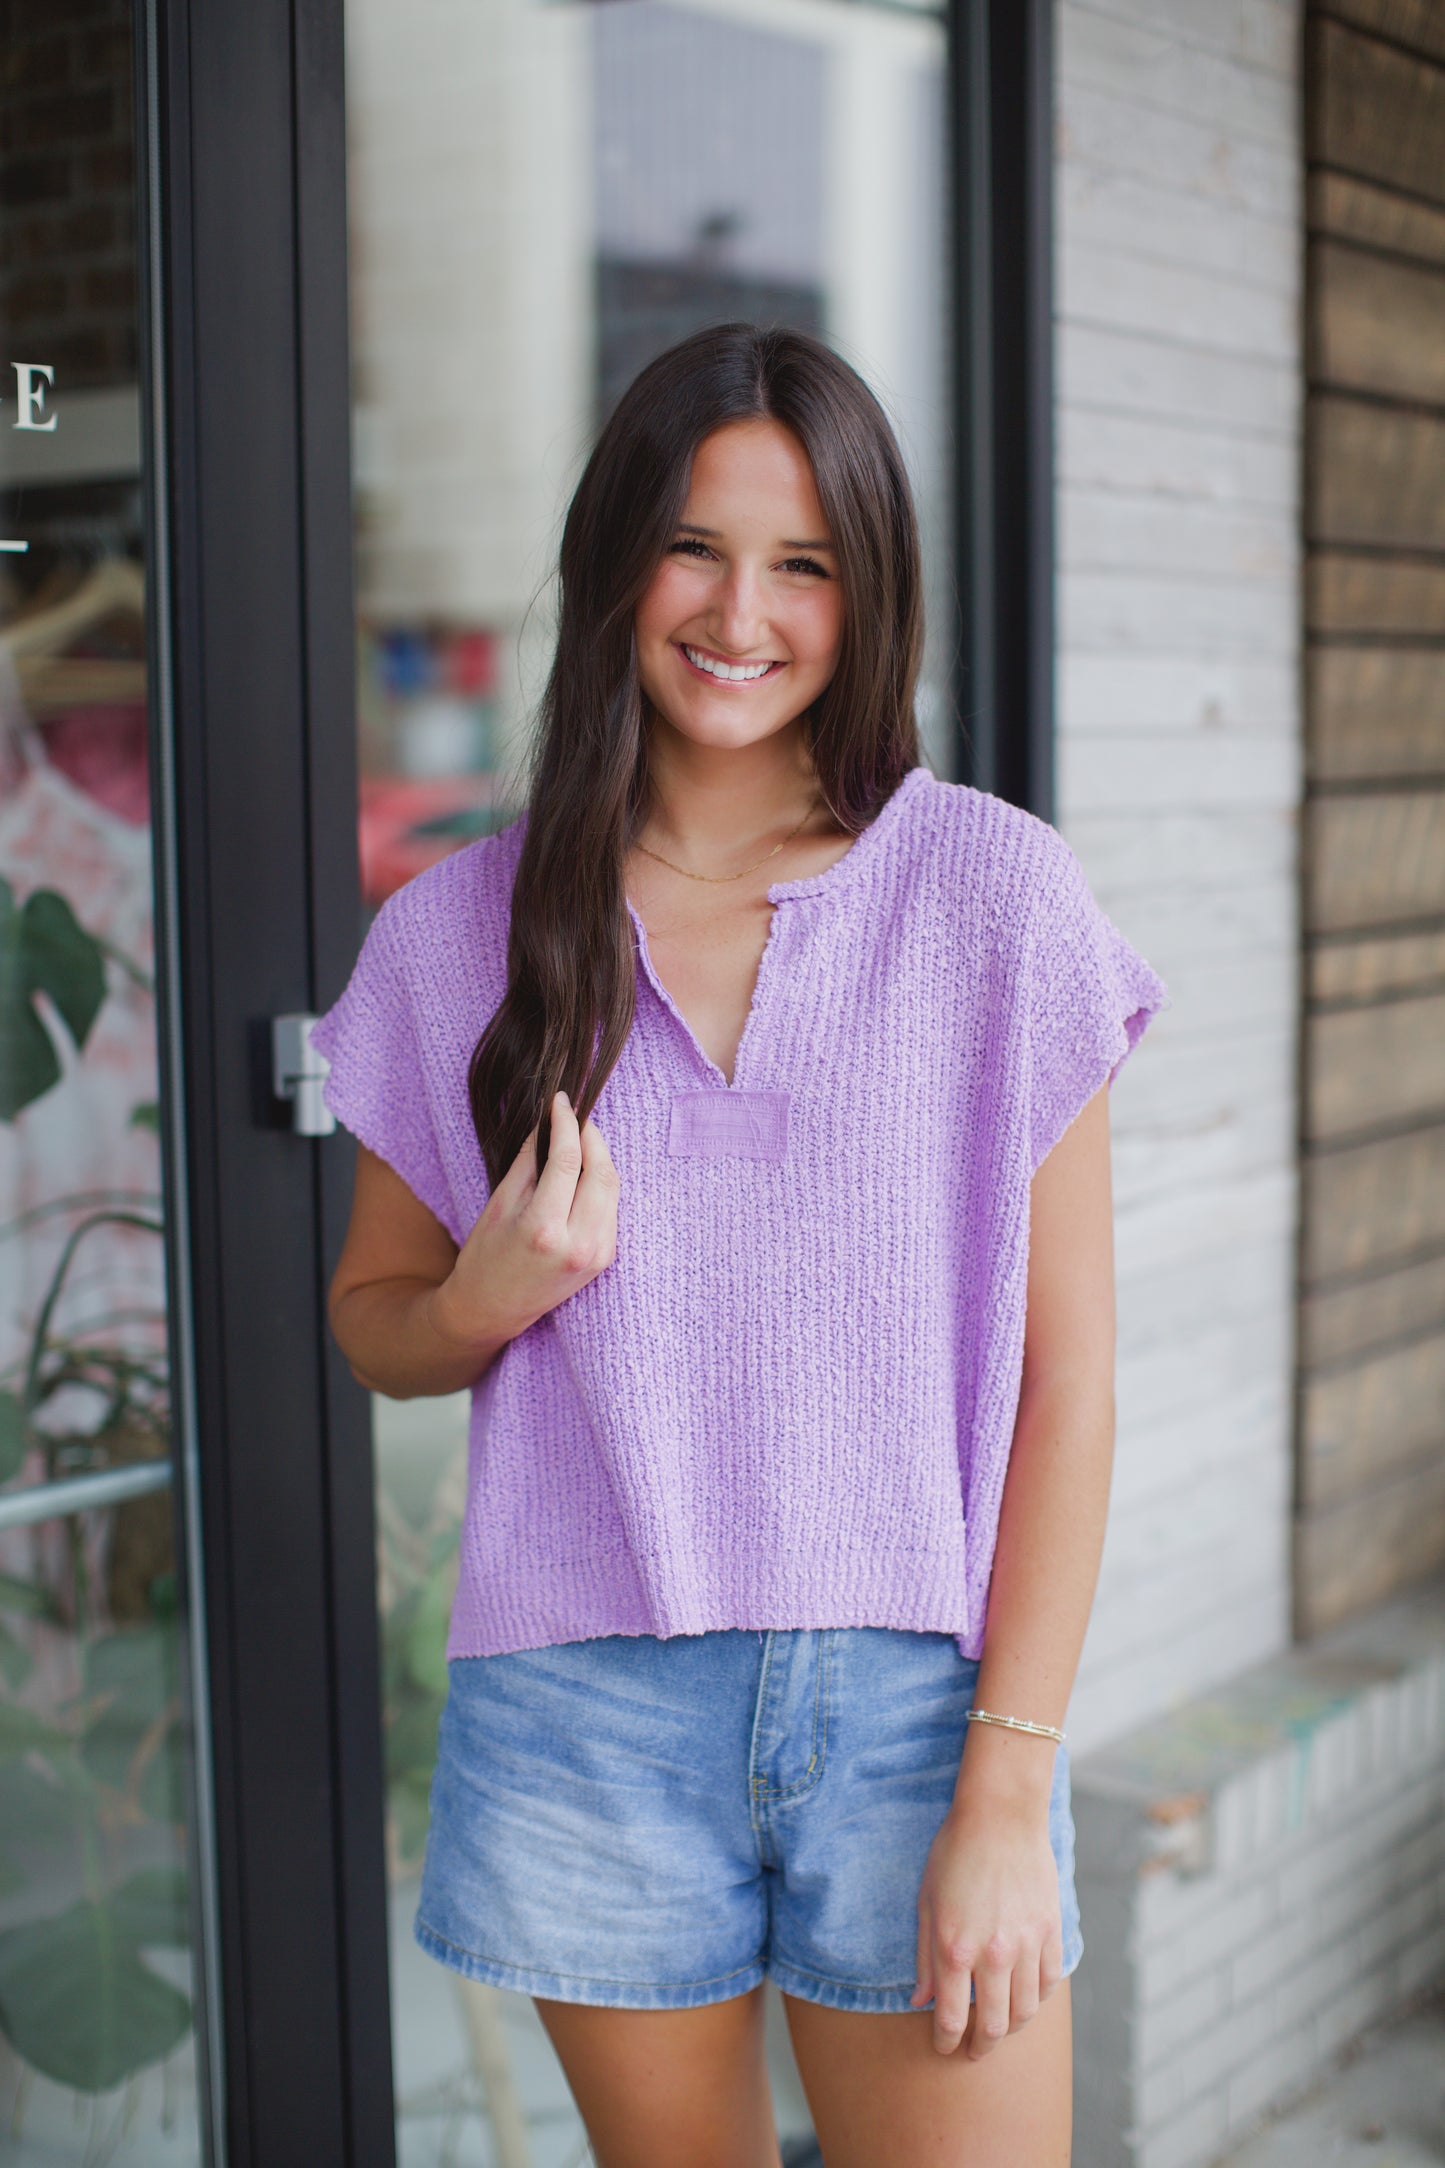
[
  {"x1": 308, "y1": 902, "x2": 463, "y2": 1243},
  {"x1": 1025, "y1": 831, "x2": 1168, "y2": 1174}
]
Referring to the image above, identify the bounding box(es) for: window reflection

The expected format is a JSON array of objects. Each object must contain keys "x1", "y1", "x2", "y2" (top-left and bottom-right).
[{"x1": 0, "y1": 3, "x2": 202, "y2": 2158}]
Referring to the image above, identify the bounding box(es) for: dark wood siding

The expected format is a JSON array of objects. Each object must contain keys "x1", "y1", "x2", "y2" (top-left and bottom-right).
[{"x1": 1299, "y1": 3, "x2": 1445, "y2": 1634}]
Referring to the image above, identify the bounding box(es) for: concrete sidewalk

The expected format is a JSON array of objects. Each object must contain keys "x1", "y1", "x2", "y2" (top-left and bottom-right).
[{"x1": 1215, "y1": 1987, "x2": 1445, "y2": 2167}]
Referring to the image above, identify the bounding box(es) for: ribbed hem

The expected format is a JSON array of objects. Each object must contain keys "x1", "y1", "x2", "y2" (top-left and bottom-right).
[{"x1": 445, "y1": 1543, "x2": 972, "y2": 1661}]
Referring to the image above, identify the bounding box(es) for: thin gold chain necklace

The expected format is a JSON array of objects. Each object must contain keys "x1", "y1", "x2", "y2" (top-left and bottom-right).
[{"x1": 633, "y1": 795, "x2": 822, "y2": 884}]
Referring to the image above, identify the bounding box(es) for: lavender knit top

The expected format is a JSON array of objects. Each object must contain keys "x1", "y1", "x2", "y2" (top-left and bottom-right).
[{"x1": 310, "y1": 764, "x2": 1166, "y2": 1661}]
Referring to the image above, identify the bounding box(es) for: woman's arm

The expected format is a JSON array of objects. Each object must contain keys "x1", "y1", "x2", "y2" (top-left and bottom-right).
[
  {"x1": 913, "y1": 1081, "x2": 1116, "y2": 2054},
  {"x1": 327, "y1": 1092, "x2": 620, "y2": 1399}
]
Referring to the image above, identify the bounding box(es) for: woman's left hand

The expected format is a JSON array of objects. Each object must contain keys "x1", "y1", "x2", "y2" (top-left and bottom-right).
[{"x1": 911, "y1": 1792, "x2": 1064, "y2": 2057}]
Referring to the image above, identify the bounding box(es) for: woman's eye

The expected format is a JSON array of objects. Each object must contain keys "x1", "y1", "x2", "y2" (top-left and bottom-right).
[
  {"x1": 670, "y1": 537, "x2": 714, "y2": 560},
  {"x1": 781, "y1": 555, "x2": 829, "y2": 578}
]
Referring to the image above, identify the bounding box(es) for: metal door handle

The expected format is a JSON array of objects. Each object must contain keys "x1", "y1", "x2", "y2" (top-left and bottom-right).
[{"x1": 272, "y1": 1014, "x2": 336, "y2": 1136}]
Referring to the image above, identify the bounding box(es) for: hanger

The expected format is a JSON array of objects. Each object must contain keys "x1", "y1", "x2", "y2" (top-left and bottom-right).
[
  {"x1": 2, "y1": 555, "x2": 145, "y2": 660},
  {"x1": 1, "y1": 556, "x2": 146, "y2": 718}
]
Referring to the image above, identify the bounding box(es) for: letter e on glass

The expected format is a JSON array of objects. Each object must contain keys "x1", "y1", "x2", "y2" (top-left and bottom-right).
[{"x1": 13, "y1": 364, "x2": 57, "y2": 432}]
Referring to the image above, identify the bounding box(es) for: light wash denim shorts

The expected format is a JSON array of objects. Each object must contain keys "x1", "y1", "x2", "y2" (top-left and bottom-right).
[{"x1": 414, "y1": 1625, "x2": 1083, "y2": 2012}]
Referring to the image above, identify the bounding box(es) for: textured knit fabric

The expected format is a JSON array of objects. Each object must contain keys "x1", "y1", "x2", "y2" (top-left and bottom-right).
[{"x1": 310, "y1": 764, "x2": 1167, "y2": 1661}]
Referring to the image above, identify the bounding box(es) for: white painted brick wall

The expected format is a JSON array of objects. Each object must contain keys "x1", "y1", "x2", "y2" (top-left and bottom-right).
[
  {"x1": 1073, "y1": 1579, "x2": 1445, "y2": 2167},
  {"x1": 1054, "y1": 0, "x2": 1305, "y2": 1753}
]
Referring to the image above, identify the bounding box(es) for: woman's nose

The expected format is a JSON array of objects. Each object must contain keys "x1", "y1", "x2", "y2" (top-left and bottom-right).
[{"x1": 711, "y1": 567, "x2": 769, "y2": 654}]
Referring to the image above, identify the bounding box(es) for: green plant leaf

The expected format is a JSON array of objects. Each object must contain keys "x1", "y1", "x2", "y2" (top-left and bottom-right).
[
  {"x1": 0, "y1": 1762, "x2": 74, "y2": 1845},
  {"x1": 0, "y1": 1392, "x2": 28, "y2": 1484},
  {"x1": 0, "y1": 1566, "x2": 54, "y2": 1620},
  {"x1": 83, "y1": 1626, "x2": 173, "y2": 1726},
  {"x1": 20, "y1": 890, "x2": 106, "y2": 1052},
  {"x1": 137, "y1": 1720, "x2": 188, "y2": 1826},
  {"x1": 80, "y1": 1628, "x2": 176, "y2": 1795},
  {"x1": 385, "y1": 1694, "x2": 443, "y2": 1787},
  {"x1": 0, "y1": 1619, "x2": 31, "y2": 1692},
  {"x1": 0, "y1": 1703, "x2": 70, "y2": 1760},
  {"x1": 382, "y1": 1588, "x2": 419, "y2": 1700},
  {"x1": 146, "y1": 1570, "x2": 178, "y2": 1621},
  {"x1": 0, "y1": 1899, "x2": 191, "y2": 2091},
  {"x1": 0, "y1": 881, "x2": 108, "y2": 1121},
  {"x1": 129, "y1": 1101, "x2": 159, "y2": 1130},
  {"x1": 0, "y1": 1002, "x2": 56, "y2": 1123},
  {"x1": 406, "y1": 1555, "x2": 456, "y2": 1699},
  {"x1": 110, "y1": 1867, "x2": 190, "y2": 1949},
  {"x1": 427, "y1": 1525, "x2": 460, "y2": 1572}
]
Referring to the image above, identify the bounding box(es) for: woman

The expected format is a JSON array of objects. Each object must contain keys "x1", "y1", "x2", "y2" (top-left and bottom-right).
[{"x1": 314, "y1": 323, "x2": 1165, "y2": 2167}]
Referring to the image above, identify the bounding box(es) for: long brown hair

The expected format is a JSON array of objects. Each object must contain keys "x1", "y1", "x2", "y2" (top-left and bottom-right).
[{"x1": 469, "y1": 322, "x2": 924, "y2": 1185}]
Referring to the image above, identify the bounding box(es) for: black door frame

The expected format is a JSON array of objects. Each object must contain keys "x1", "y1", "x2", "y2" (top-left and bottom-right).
[
  {"x1": 142, "y1": 2, "x2": 1053, "y2": 2161},
  {"x1": 145, "y1": 0, "x2": 392, "y2": 2160},
  {"x1": 953, "y1": 0, "x2": 1056, "y2": 818}
]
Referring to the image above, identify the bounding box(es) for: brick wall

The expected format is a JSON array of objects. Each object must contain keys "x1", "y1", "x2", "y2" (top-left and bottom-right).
[
  {"x1": 1073, "y1": 1572, "x2": 1445, "y2": 2168},
  {"x1": 1053, "y1": 0, "x2": 1306, "y2": 1751},
  {"x1": 0, "y1": 0, "x2": 138, "y2": 395}
]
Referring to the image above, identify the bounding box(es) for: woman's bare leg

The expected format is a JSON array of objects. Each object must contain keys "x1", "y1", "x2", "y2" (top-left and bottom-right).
[
  {"x1": 535, "y1": 1985, "x2": 782, "y2": 2168},
  {"x1": 783, "y1": 1977, "x2": 1072, "y2": 2168}
]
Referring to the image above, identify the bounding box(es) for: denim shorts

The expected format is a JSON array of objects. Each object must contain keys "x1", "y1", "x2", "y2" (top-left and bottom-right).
[{"x1": 414, "y1": 1625, "x2": 1083, "y2": 2012}]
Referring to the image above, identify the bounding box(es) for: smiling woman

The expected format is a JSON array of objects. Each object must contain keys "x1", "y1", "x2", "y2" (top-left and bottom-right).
[{"x1": 316, "y1": 316, "x2": 1165, "y2": 2168}]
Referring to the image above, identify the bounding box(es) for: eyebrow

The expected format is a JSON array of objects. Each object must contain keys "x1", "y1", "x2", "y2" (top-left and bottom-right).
[{"x1": 677, "y1": 522, "x2": 836, "y2": 550}]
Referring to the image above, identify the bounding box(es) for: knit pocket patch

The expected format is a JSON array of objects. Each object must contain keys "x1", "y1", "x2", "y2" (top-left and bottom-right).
[{"x1": 667, "y1": 1089, "x2": 790, "y2": 1163}]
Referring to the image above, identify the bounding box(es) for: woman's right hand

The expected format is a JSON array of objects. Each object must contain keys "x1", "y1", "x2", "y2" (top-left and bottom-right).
[{"x1": 427, "y1": 1090, "x2": 620, "y2": 1358}]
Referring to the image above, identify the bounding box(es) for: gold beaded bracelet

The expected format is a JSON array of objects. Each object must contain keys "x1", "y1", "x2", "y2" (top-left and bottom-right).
[{"x1": 966, "y1": 1707, "x2": 1065, "y2": 1744}]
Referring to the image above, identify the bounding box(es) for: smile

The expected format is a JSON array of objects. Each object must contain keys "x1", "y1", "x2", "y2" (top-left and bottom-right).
[{"x1": 680, "y1": 644, "x2": 782, "y2": 684}]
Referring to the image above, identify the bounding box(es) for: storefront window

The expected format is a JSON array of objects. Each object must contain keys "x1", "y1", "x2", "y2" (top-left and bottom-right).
[
  {"x1": 345, "y1": 2, "x2": 951, "y2": 2155},
  {"x1": 0, "y1": 3, "x2": 205, "y2": 2161}
]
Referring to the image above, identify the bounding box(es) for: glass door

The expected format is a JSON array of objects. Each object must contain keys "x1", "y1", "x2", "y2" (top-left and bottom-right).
[
  {"x1": 341, "y1": 2, "x2": 953, "y2": 2159},
  {"x1": 0, "y1": 2, "x2": 211, "y2": 2158}
]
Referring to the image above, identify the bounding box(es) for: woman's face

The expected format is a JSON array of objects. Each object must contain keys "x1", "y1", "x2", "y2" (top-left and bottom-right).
[{"x1": 634, "y1": 418, "x2": 844, "y2": 754}]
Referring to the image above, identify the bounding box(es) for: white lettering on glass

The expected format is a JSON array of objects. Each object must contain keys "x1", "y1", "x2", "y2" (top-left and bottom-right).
[{"x1": 13, "y1": 363, "x2": 57, "y2": 432}]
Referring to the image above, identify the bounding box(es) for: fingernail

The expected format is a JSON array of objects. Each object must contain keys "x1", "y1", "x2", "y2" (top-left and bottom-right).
[{"x1": 556, "y1": 1089, "x2": 570, "y2": 1109}]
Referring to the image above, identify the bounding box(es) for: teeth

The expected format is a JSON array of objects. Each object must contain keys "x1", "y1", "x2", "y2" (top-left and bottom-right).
[{"x1": 684, "y1": 645, "x2": 774, "y2": 682}]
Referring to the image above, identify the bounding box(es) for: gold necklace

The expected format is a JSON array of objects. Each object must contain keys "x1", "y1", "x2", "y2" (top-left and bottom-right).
[{"x1": 633, "y1": 795, "x2": 822, "y2": 883}]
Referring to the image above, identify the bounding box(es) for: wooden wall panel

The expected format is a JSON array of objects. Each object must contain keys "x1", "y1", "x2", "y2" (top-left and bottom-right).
[
  {"x1": 1310, "y1": 239, "x2": 1445, "y2": 406},
  {"x1": 1308, "y1": 647, "x2": 1445, "y2": 780},
  {"x1": 1310, "y1": 925, "x2": 1445, "y2": 1002},
  {"x1": 1295, "y1": 1455, "x2": 1445, "y2": 1636},
  {"x1": 1319, "y1": 0, "x2": 1445, "y2": 71},
  {"x1": 1307, "y1": 790, "x2": 1445, "y2": 933},
  {"x1": 1309, "y1": 169, "x2": 1445, "y2": 268},
  {"x1": 1304, "y1": 1122, "x2": 1445, "y2": 1280},
  {"x1": 1299, "y1": 5, "x2": 1445, "y2": 1635},
  {"x1": 1300, "y1": 1332, "x2": 1445, "y2": 1504},
  {"x1": 1312, "y1": 15, "x2": 1445, "y2": 204},
  {"x1": 1305, "y1": 988, "x2": 1445, "y2": 1141},
  {"x1": 1308, "y1": 397, "x2": 1445, "y2": 552},
  {"x1": 1303, "y1": 1250, "x2": 1445, "y2": 1368},
  {"x1": 1308, "y1": 553, "x2": 1445, "y2": 636}
]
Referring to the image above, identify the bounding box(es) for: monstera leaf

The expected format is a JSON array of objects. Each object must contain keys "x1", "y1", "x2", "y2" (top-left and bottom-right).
[
  {"x1": 0, "y1": 1873, "x2": 191, "y2": 2091},
  {"x1": 0, "y1": 881, "x2": 107, "y2": 1120},
  {"x1": 80, "y1": 1627, "x2": 186, "y2": 1823}
]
